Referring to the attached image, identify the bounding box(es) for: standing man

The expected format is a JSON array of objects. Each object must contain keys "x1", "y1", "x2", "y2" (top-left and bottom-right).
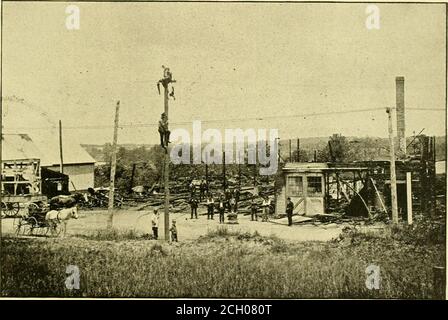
[
  {"x1": 206, "y1": 194, "x2": 215, "y2": 220},
  {"x1": 286, "y1": 197, "x2": 294, "y2": 226},
  {"x1": 218, "y1": 195, "x2": 225, "y2": 224},
  {"x1": 261, "y1": 195, "x2": 270, "y2": 222},
  {"x1": 151, "y1": 209, "x2": 160, "y2": 239},
  {"x1": 190, "y1": 195, "x2": 198, "y2": 219},
  {"x1": 250, "y1": 197, "x2": 258, "y2": 221}
]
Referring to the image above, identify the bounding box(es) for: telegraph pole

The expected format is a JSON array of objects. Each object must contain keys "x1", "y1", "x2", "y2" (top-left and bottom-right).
[
  {"x1": 289, "y1": 139, "x2": 292, "y2": 162},
  {"x1": 59, "y1": 120, "x2": 64, "y2": 174},
  {"x1": 297, "y1": 139, "x2": 300, "y2": 162},
  {"x1": 107, "y1": 101, "x2": 120, "y2": 229},
  {"x1": 158, "y1": 66, "x2": 175, "y2": 241},
  {"x1": 387, "y1": 107, "x2": 399, "y2": 224}
]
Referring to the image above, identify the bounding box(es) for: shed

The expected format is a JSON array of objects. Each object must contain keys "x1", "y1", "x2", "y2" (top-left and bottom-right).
[{"x1": 277, "y1": 162, "x2": 328, "y2": 216}]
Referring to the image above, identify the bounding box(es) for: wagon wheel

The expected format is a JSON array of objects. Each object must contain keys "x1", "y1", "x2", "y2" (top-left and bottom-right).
[
  {"x1": 27, "y1": 217, "x2": 39, "y2": 236},
  {"x1": 2, "y1": 202, "x2": 20, "y2": 218},
  {"x1": 0, "y1": 202, "x2": 6, "y2": 219},
  {"x1": 27, "y1": 202, "x2": 40, "y2": 215},
  {"x1": 13, "y1": 216, "x2": 24, "y2": 235}
]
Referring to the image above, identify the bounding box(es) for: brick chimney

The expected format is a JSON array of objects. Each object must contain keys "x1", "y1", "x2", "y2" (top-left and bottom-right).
[{"x1": 396, "y1": 76, "x2": 406, "y2": 157}]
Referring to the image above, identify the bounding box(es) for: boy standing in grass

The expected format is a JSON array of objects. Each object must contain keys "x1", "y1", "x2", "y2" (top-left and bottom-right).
[
  {"x1": 250, "y1": 197, "x2": 258, "y2": 221},
  {"x1": 169, "y1": 220, "x2": 178, "y2": 242},
  {"x1": 151, "y1": 209, "x2": 159, "y2": 239}
]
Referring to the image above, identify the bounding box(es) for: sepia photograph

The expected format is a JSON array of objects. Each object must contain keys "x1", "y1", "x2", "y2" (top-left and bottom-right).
[{"x1": 0, "y1": 0, "x2": 446, "y2": 301}]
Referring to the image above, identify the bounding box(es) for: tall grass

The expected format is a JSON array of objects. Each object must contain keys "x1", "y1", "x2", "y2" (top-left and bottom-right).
[{"x1": 1, "y1": 225, "x2": 443, "y2": 299}]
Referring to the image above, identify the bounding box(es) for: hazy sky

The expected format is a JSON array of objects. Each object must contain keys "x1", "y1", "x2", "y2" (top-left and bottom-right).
[{"x1": 2, "y1": 2, "x2": 446, "y2": 145}]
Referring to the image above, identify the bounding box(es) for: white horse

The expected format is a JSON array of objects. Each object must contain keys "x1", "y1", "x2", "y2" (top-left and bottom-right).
[{"x1": 45, "y1": 206, "x2": 79, "y2": 236}]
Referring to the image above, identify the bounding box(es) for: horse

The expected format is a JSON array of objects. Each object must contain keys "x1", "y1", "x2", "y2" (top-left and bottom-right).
[
  {"x1": 45, "y1": 206, "x2": 79, "y2": 236},
  {"x1": 49, "y1": 193, "x2": 84, "y2": 210}
]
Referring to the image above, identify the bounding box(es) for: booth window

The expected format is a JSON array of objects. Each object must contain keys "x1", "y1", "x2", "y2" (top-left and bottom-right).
[
  {"x1": 307, "y1": 176, "x2": 322, "y2": 194},
  {"x1": 287, "y1": 176, "x2": 303, "y2": 196}
]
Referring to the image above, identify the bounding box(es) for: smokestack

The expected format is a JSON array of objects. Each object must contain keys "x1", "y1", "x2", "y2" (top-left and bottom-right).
[{"x1": 396, "y1": 76, "x2": 406, "y2": 157}]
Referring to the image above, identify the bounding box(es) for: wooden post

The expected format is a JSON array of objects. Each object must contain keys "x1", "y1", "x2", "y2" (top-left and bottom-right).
[
  {"x1": 238, "y1": 151, "x2": 242, "y2": 189},
  {"x1": 222, "y1": 151, "x2": 226, "y2": 193},
  {"x1": 129, "y1": 163, "x2": 136, "y2": 194},
  {"x1": 387, "y1": 107, "x2": 399, "y2": 225},
  {"x1": 107, "y1": 101, "x2": 120, "y2": 229},
  {"x1": 253, "y1": 162, "x2": 257, "y2": 187},
  {"x1": 289, "y1": 139, "x2": 292, "y2": 162},
  {"x1": 297, "y1": 139, "x2": 300, "y2": 162},
  {"x1": 406, "y1": 172, "x2": 413, "y2": 225},
  {"x1": 314, "y1": 150, "x2": 317, "y2": 162},
  {"x1": 59, "y1": 120, "x2": 64, "y2": 174},
  {"x1": 336, "y1": 172, "x2": 340, "y2": 202},
  {"x1": 0, "y1": 111, "x2": 3, "y2": 294},
  {"x1": 205, "y1": 153, "x2": 209, "y2": 193},
  {"x1": 163, "y1": 79, "x2": 170, "y2": 241}
]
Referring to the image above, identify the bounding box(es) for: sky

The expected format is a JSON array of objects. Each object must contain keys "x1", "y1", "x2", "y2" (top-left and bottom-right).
[{"x1": 1, "y1": 2, "x2": 446, "y2": 145}]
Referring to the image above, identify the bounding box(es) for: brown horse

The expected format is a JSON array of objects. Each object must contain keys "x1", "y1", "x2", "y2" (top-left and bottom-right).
[{"x1": 49, "y1": 194, "x2": 84, "y2": 210}]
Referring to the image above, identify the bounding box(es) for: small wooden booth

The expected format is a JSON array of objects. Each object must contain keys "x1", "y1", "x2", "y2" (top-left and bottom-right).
[
  {"x1": 276, "y1": 162, "x2": 374, "y2": 216},
  {"x1": 277, "y1": 163, "x2": 328, "y2": 216}
]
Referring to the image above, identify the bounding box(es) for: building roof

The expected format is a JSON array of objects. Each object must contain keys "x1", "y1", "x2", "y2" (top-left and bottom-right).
[
  {"x1": 1, "y1": 134, "x2": 42, "y2": 160},
  {"x1": 283, "y1": 162, "x2": 329, "y2": 172},
  {"x1": 2, "y1": 97, "x2": 95, "y2": 166},
  {"x1": 1, "y1": 133, "x2": 95, "y2": 166}
]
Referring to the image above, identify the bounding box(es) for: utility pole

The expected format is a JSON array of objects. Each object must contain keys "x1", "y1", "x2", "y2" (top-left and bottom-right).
[
  {"x1": 289, "y1": 139, "x2": 292, "y2": 162},
  {"x1": 158, "y1": 66, "x2": 176, "y2": 241},
  {"x1": 59, "y1": 120, "x2": 64, "y2": 174},
  {"x1": 297, "y1": 139, "x2": 300, "y2": 162},
  {"x1": 205, "y1": 153, "x2": 209, "y2": 193},
  {"x1": 107, "y1": 101, "x2": 120, "y2": 229},
  {"x1": 129, "y1": 163, "x2": 136, "y2": 194},
  {"x1": 387, "y1": 107, "x2": 399, "y2": 225},
  {"x1": 222, "y1": 151, "x2": 226, "y2": 193},
  {"x1": 406, "y1": 172, "x2": 413, "y2": 225},
  {"x1": 238, "y1": 150, "x2": 242, "y2": 189}
]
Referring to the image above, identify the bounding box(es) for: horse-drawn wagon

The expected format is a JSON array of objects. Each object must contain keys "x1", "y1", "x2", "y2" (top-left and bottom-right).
[
  {"x1": 14, "y1": 206, "x2": 78, "y2": 237},
  {"x1": 1, "y1": 159, "x2": 49, "y2": 218}
]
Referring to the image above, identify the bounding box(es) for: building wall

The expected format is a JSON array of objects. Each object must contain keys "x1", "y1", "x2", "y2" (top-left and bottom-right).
[{"x1": 46, "y1": 163, "x2": 94, "y2": 191}]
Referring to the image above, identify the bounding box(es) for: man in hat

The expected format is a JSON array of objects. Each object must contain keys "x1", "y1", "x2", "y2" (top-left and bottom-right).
[
  {"x1": 286, "y1": 197, "x2": 294, "y2": 226},
  {"x1": 190, "y1": 195, "x2": 198, "y2": 219},
  {"x1": 206, "y1": 194, "x2": 215, "y2": 220},
  {"x1": 158, "y1": 112, "x2": 170, "y2": 148}
]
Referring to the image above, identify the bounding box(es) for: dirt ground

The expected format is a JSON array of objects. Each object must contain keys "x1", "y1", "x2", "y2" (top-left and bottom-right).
[{"x1": 1, "y1": 207, "x2": 348, "y2": 242}]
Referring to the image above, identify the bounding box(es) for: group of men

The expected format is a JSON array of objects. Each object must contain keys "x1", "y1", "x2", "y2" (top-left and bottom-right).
[
  {"x1": 190, "y1": 189, "x2": 273, "y2": 224},
  {"x1": 149, "y1": 196, "x2": 296, "y2": 242}
]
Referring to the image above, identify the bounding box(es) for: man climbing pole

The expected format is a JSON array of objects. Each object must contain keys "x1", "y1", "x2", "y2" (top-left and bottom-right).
[
  {"x1": 158, "y1": 112, "x2": 170, "y2": 148},
  {"x1": 156, "y1": 65, "x2": 176, "y2": 242},
  {"x1": 156, "y1": 65, "x2": 176, "y2": 151}
]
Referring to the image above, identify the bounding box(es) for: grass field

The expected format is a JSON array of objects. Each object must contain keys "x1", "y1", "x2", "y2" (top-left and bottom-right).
[{"x1": 1, "y1": 222, "x2": 444, "y2": 299}]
